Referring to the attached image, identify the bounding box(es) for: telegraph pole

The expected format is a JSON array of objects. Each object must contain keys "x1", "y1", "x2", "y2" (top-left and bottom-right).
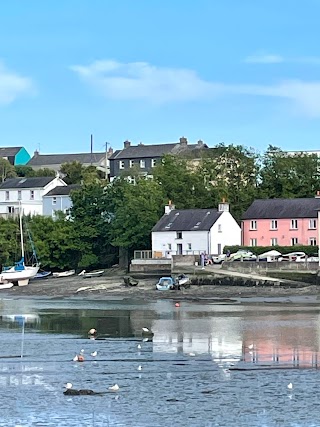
[{"x1": 105, "y1": 141, "x2": 109, "y2": 180}]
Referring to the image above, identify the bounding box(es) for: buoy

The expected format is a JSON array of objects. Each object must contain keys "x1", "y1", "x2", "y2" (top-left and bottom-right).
[{"x1": 175, "y1": 302, "x2": 180, "y2": 307}]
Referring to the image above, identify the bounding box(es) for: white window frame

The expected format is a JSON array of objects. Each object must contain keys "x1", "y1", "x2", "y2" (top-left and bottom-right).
[
  {"x1": 270, "y1": 238, "x2": 278, "y2": 246},
  {"x1": 309, "y1": 219, "x2": 317, "y2": 229},
  {"x1": 250, "y1": 220, "x2": 257, "y2": 230},
  {"x1": 52, "y1": 197, "x2": 57, "y2": 205},
  {"x1": 291, "y1": 237, "x2": 298, "y2": 246},
  {"x1": 129, "y1": 160, "x2": 134, "y2": 168},
  {"x1": 30, "y1": 190, "x2": 34, "y2": 200},
  {"x1": 218, "y1": 224, "x2": 222, "y2": 232},
  {"x1": 5, "y1": 191, "x2": 9, "y2": 201},
  {"x1": 17, "y1": 190, "x2": 22, "y2": 200},
  {"x1": 250, "y1": 238, "x2": 257, "y2": 247},
  {"x1": 151, "y1": 159, "x2": 156, "y2": 168},
  {"x1": 290, "y1": 219, "x2": 298, "y2": 229},
  {"x1": 140, "y1": 160, "x2": 146, "y2": 168},
  {"x1": 119, "y1": 160, "x2": 125, "y2": 170},
  {"x1": 270, "y1": 220, "x2": 278, "y2": 230},
  {"x1": 176, "y1": 231, "x2": 182, "y2": 239},
  {"x1": 309, "y1": 237, "x2": 317, "y2": 246}
]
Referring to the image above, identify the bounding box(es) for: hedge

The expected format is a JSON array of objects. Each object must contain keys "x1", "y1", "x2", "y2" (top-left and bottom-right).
[{"x1": 223, "y1": 245, "x2": 319, "y2": 256}]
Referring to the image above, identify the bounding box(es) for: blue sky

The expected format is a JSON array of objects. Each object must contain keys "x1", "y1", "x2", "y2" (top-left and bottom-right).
[{"x1": 1, "y1": 0, "x2": 320, "y2": 155}]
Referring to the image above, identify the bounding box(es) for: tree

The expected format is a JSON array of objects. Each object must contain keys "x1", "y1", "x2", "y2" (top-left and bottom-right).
[
  {"x1": 15, "y1": 165, "x2": 36, "y2": 177},
  {"x1": 60, "y1": 161, "x2": 84, "y2": 184},
  {"x1": 0, "y1": 158, "x2": 17, "y2": 182},
  {"x1": 258, "y1": 146, "x2": 320, "y2": 199}
]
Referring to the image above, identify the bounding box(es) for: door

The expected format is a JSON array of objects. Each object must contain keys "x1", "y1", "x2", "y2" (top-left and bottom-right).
[{"x1": 177, "y1": 244, "x2": 183, "y2": 255}]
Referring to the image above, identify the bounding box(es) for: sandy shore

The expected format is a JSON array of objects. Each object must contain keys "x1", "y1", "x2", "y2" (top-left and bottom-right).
[{"x1": 3, "y1": 272, "x2": 320, "y2": 302}]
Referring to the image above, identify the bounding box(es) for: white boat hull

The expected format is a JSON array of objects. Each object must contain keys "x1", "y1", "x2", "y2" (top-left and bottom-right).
[
  {"x1": 0, "y1": 282, "x2": 14, "y2": 290},
  {"x1": 1, "y1": 265, "x2": 40, "y2": 282},
  {"x1": 52, "y1": 270, "x2": 75, "y2": 278}
]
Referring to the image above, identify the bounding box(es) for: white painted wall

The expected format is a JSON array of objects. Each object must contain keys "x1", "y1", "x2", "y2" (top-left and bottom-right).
[
  {"x1": 210, "y1": 211, "x2": 241, "y2": 254},
  {"x1": 152, "y1": 230, "x2": 208, "y2": 257}
]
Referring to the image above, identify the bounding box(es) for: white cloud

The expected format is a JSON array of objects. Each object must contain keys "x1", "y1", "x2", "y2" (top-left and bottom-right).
[
  {"x1": 70, "y1": 60, "x2": 219, "y2": 103},
  {"x1": 71, "y1": 59, "x2": 320, "y2": 117},
  {"x1": 244, "y1": 54, "x2": 284, "y2": 64},
  {"x1": 0, "y1": 62, "x2": 33, "y2": 105}
]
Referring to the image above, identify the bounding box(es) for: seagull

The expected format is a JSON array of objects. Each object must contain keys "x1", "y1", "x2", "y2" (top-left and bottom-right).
[
  {"x1": 189, "y1": 352, "x2": 196, "y2": 357},
  {"x1": 137, "y1": 344, "x2": 142, "y2": 349},
  {"x1": 248, "y1": 344, "x2": 254, "y2": 350},
  {"x1": 138, "y1": 365, "x2": 142, "y2": 371},
  {"x1": 90, "y1": 351, "x2": 97, "y2": 357},
  {"x1": 73, "y1": 354, "x2": 79, "y2": 362},
  {"x1": 88, "y1": 328, "x2": 97, "y2": 335},
  {"x1": 142, "y1": 327, "x2": 150, "y2": 332},
  {"x1": 287, "y1": 383, "x2": 293, "y2": 390},
  {"x1": 109, "y1": 384, "x2": 119, "y2": 391}
]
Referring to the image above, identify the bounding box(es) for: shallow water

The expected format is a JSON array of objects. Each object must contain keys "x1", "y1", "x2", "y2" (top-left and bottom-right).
[{"x1": 0, "y1": 298, "x2": 320, "y2": 426}]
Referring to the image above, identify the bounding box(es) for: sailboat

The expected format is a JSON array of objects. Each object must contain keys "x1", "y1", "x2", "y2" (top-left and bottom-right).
[{"x1": 0, "y1": 205, "x2": 40, "y2": 286}]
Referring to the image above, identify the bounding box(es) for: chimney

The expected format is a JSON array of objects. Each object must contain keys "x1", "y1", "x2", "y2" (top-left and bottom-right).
[
  {"x1": 124, "y1": 140, "x2": 131, "y2": 149},
  {"x1": 107, "y1": 147, "x2": 114, "y2": 156},
  {"x1": 164, "y1": 200, "x2": 175, "y2": 215},
  {"x1": 34, "y1": 149, "x2": 39, "y2": 157},
  {"x1": 197, "y1": 139, "x2": 204, "y2": 146},
  {"x1": 218, "y1": 199, "x2": 230, "y2": 212},
  {"x1": 316, "y1": 191, "x2": 320, "y2": 198},
  {"x1": 179, "y1": 136, "x2": 188, "y2": 147}
]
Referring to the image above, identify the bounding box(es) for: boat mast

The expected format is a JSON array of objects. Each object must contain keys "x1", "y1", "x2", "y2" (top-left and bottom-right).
[{"x1": 19, "y1": 203, "x2": 25, "y2": 261}]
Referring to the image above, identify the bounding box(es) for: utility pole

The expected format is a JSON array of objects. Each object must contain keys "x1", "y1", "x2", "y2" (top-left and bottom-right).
[{"x1": 105, "y1": 141, "x2": 109, "y2": 180}]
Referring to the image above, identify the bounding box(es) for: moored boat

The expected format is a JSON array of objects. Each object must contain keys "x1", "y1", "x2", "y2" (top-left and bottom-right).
[
  {"x1": 78, "y1": 270, "x2": 104, "y2": 278},
  {"x1": 32, "y1": 270, "x2": 52, "y2": 279},
  {"x1": 52, "y1": 270, "x2": 76, "y2": 278}
]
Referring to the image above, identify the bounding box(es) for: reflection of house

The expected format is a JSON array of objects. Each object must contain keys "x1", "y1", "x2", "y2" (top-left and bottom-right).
[
  {"x1": 0, "y1": 176, "x2": 67, "y2": 216},
  {"x1": 43, "y1": 184, "x2": 80, "y2": 217},
  {"x1": 0, "y1": 147, "x2": 31, "y2": 165},
  {"x1": 109, "y1": 137, "x2": 208, "y2": 181},
  {"x1": 152, "y1": 201, "x2": 241, "y2": 256},
  {"x1": 242, "y1": 197, "x2": 320, "y2": 247}
]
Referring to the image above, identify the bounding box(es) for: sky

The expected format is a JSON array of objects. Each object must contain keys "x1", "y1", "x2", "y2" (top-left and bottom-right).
[{"x1": 1, "y1": 0, "x2": 320, "y2": 155}]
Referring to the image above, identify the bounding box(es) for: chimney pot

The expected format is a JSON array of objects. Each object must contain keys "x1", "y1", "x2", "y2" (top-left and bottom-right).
[
  {"x1": 179, "y1": 136, "x2": 188, "y2": 146},
  {"x1": 124, "y1": 140, "x2": 131, "y2": 149}
]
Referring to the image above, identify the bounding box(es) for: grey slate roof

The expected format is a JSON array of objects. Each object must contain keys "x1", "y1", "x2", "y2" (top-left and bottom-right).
[
  {"x1": 109, "y1": 143, "x2": 203, "y2": 160},
  {"x1": 152, "y1": 208, "x2": 222, "y2": 232},
  {"x1": 0, "y1": 177, "x2": 55, "y2": 189},
  {"x1": 242, "y1": 198, "x2": 320, "y2": 220},
  {"x1": 27, "y1": 152, "x2": 105, "y2": 166},
  {"x1": 44, "y1": 184, "x2": 81, "y2": 197},
  {"x1": 0, "y1": 147, "x2": 22, "y2": 157}
]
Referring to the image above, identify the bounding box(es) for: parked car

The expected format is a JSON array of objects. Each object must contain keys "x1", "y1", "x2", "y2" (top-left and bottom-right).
[{"x1": 212, "y1": 254, "x2": 226, "y2": 264}]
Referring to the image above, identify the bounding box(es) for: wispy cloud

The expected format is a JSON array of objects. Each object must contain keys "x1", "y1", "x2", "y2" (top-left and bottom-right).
[
  {"x1": 71, "y1": 59, "x2": 320, "y2": 117},
  {"x1": 245, "y1": 54, "x2": 284, "y2": 64},
  {"x1": 245, "y1": 52, "x2": 320, "y2": 65},
  {"x1": 0, "y1": 61, "x2": 34, "y2": 105}
]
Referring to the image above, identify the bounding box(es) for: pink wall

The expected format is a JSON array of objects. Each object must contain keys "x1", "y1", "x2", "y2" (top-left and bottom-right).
[{"x1": 242, "y1": 218, "x2": 318, "y2": 246}]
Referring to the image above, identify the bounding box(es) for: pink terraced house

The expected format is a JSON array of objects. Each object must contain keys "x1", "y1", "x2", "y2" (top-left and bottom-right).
[{"x1": 242, "y1": 197, "x2": 320, "y2": 247}]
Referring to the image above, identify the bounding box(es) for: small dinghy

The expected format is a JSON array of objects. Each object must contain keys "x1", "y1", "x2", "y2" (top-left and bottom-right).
[
  {"x1": 52, "y1": 270, "x2": 75, "y2": 278},
  {"x1": 32, "y1": 270, "x2": 52, "y2": 279},
  {"x1": 78, "y1": 270, "x2": 104, "y2": 278}
]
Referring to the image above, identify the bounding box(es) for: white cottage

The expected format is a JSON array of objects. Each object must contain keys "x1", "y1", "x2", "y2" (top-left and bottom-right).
[
  {"x1": 0, "y1": 176, "x2": 67, "y2": 217},
  {"x1": 151, "y1": 201, "x2": 241, "y2": 257}
]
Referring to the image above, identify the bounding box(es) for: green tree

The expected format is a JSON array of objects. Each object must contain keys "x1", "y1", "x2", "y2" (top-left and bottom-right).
[
  {"x1": 60, "y1": 161, "x2": 84, "y2": 184},
  {"x1": 0, "y1": 158, "x2": 17, "y2": 182},
  {"x1": 15, "y1": 165, "x2": 36, "y2": 177}
]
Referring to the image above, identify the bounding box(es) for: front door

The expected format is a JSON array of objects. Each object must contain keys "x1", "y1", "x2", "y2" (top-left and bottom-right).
[{"x1": 177, "y1": 244, "x2": 183, "y2": 255}]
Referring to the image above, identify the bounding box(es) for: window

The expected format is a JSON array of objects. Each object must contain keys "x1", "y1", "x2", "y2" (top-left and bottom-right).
[
  {"x1": 129, "y1": 160, "x2": 134, "y2": 168},
  {"x1": 52, "y1": 197, "x2": 57, "y2": 205},
  {"x1": 187, "y1": 243, "x2": 192, "y2": 250},
  {"x1": 218, "y1": 224, "x2": 222, "y2": 232},
  {"x1": 18, "y1": 190, "x2": 21, "y2": 200},
  {"x1": 176, "y1": 231, "x2": 182, "y2": 239},
  {"x1": 30, "y1": 190, "x2": 34, "y2": 200},
  {"x1": 309, "y1": 219, "x2": 317, "y2": 229},
  {"x1": 291, "y1": 237, "x2": 298, "y2": 246},
  {"x1": 250, "y1": 220, "x2": 257, "y2": 230},
  {"x1": 250, "y1": 238, "x2": 257, "y2": 246},
  {"x1": 140, "y1": 160, "x2": 145, "y2": 168},
  {"x1": 5, "y1": 191, "x2": 9, "y2": 201},
  {"x1": 119, "y1": 160, "x2": 125, "y2": 169},
  {"x1": 270, "y1": 238, "x2": 278, "y2": 246},
  {"x1": 168, "y1": 243, "x2": 172, "y2": 250},
  {"x1": 7, "y1": 206, "x2": 14, "y2": 214},
  {"x1": 309, "y1": 237, "x2": 317, "y2": 246},
  {"x1": 291, "y1": 219, "x2": 298, "y2": 229},
  {"x1": 270, "y1": 220, "x2": 278, "y2": 230},
  {"x1": 151, "y1": 159, "x2": 156, "y2": 167}
]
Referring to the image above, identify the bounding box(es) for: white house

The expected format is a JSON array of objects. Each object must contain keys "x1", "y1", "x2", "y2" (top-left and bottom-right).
[
  {"x1": 151, "y1": 201, "x2": 241, "y2": 257},
  {"x1": 0, "y1": 175, "x2": 67, "y2": 217}
]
